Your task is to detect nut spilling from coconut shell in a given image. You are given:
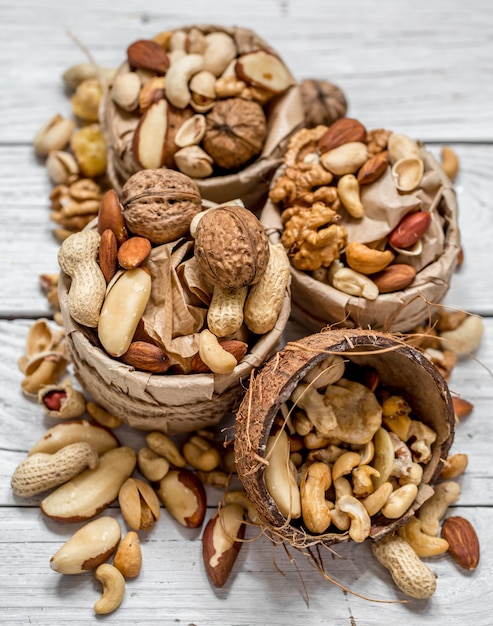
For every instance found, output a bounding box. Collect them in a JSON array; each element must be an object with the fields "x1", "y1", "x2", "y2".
[{"x1": 235, "y1": 329, "x2": 456, "y2": 548}]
